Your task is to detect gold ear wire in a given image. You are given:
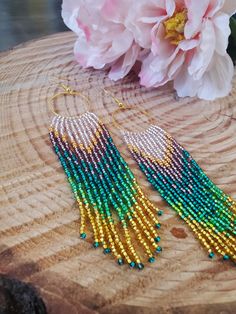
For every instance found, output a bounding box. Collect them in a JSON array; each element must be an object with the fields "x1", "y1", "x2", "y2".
[
  {"x1": 103, "y1": 88, "x2": 126, "y2": 109},
  {"x1": 103, "y1": 88, "x2": 155, "y2": 130},
  {"x1": 48, "y1": 80, "x2": 90, "y2": 118}
]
